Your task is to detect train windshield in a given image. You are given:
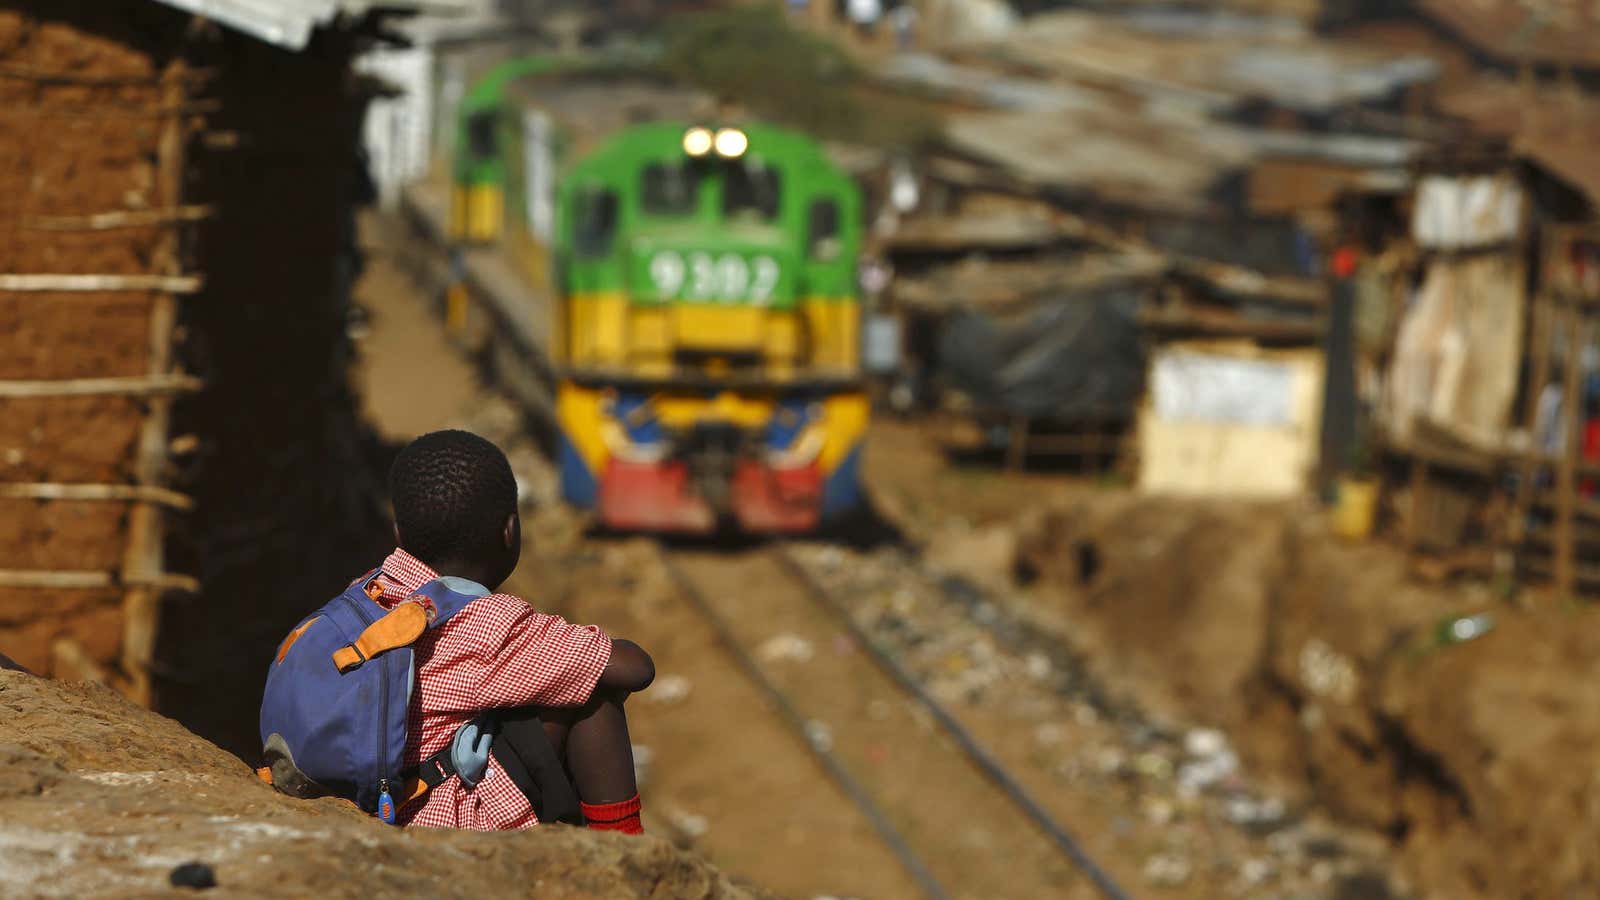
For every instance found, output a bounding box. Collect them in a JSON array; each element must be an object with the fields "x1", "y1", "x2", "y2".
[
  {"x1": 808, "y1": 199, "x2": 841, "y2": 260},
  {"x1": 723, "y1": 163, "x2": 781, "y2": 223},
  {"x1": 641, "y1": 163, "x2": 700, "y2": 217},
  {"x1": 466, "y1": 111, "x2": 497, "y2": 161},
  {"x1": 572, "y1": 188, "x2": 618, "y2": 257}
]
